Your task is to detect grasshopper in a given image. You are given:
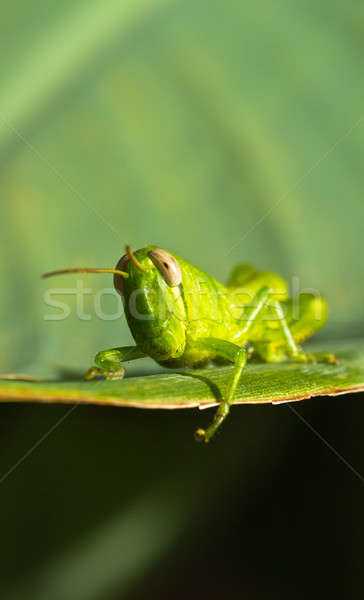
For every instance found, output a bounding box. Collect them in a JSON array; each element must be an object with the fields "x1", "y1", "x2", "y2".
[{"x1": 43, "y1": 245, "x2": 336, "y2": 442}]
